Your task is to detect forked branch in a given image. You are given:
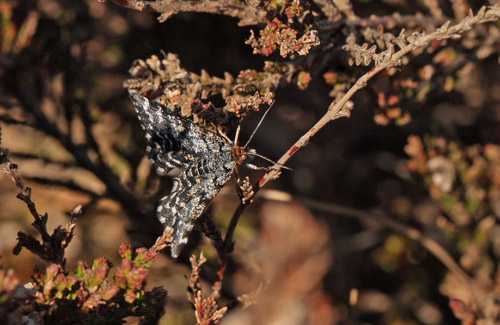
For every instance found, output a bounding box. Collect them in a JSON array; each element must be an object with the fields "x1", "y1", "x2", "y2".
[
  {"x1": 214, "y1": 3, "x2": 500, "y2": 293},
  {"x1": 0, "y1": 139, "x2": 81, "y2": 267},
  {"x1": 109, "y1": 0, "x2": 265, "y2": 26}
]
